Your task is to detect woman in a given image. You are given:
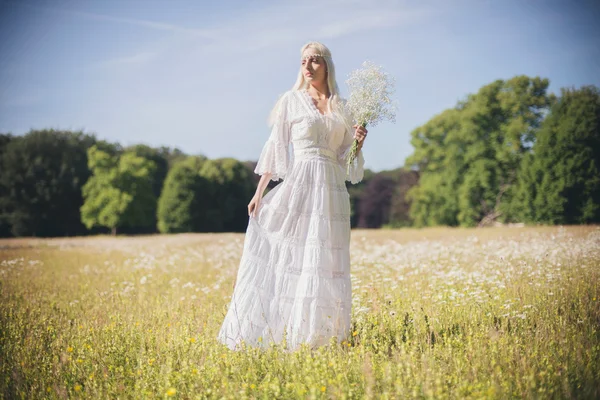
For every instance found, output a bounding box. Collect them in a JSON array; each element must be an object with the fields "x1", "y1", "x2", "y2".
[{"x1": 217, "y1": 41, "x2": 368, "y2": 352}]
